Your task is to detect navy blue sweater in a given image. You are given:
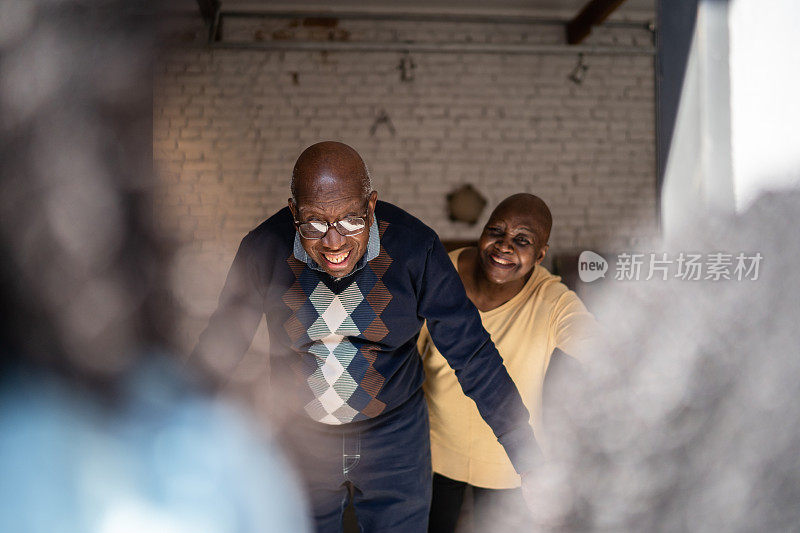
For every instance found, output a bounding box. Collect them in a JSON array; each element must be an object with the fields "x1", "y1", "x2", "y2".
[{"x1": 194, "y1": 201, "x2": 537, "y2": 474}]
